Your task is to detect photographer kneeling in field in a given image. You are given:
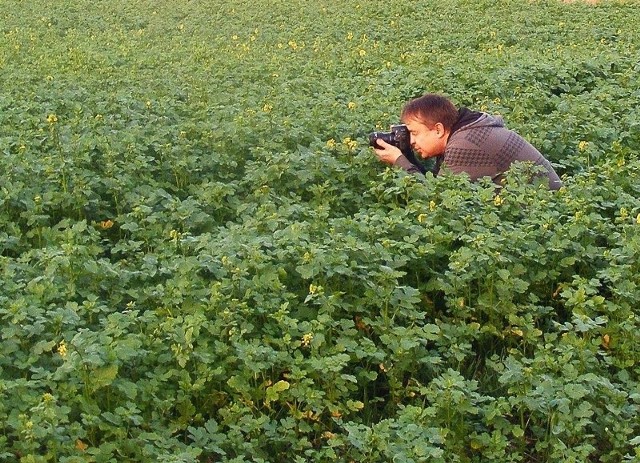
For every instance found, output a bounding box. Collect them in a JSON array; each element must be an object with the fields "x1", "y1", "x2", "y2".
[{"x1": 371, "y1": 93, "x2": 562, "y2": 190}]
